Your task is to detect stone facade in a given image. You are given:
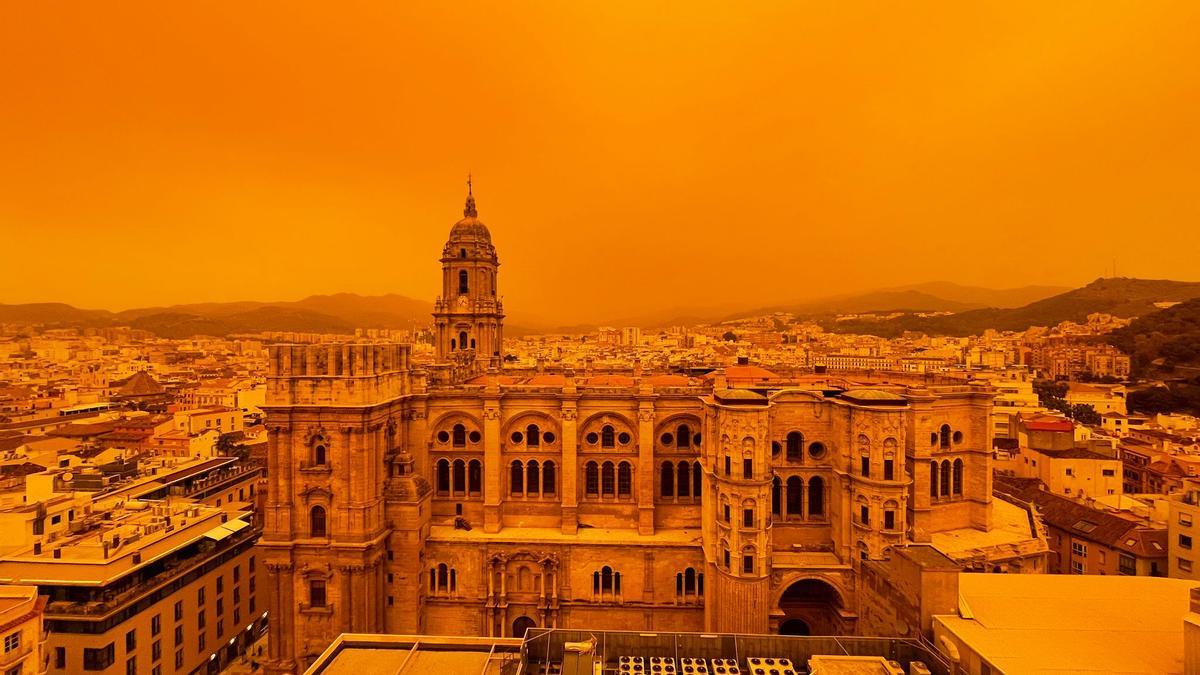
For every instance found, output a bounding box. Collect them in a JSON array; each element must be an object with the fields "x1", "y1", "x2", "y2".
[{"x1": 257, "y1": 192, "x2": 1045, "y2": 673}]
